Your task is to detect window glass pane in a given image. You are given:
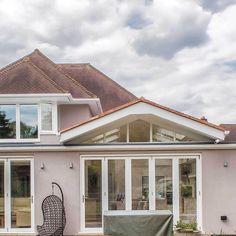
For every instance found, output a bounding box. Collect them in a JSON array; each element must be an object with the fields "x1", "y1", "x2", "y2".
[
  {"x1": 129, "y1": 120, "x2": 150, "y2": 142},
  {"x1": 108, "y1": 160, "x2": 125, "y2": 210},
  {"x1": 0, "y1": 105, "x2": 16, "y2": 139},
  {"x1": 155, "y1": 159, "x2": 173, "y2": 211},
  {"x1": 105, "y1": 126, "x2": 126, "y2": 143},
  {"x1": 83, "y1": 125, "x2": 127, "y2": 144},
  {"x1": 152, "y1": 125, "x2": 174, "y2": 142},
  {"x1": 0, "y1": 161, "x2": 4, "y2": 228},
  {"x1": 132, "y1": 159, "x2": 149, "y2": 210},
  {"x1": 11, "y1": 160, "x2": 31, "y2": 228},
  {"x1": 85, "y1": 160, "x2": 102, "y2": 228},
  {"x1": 20, "y1": 105, "x2": 38, "y2": 139},
  {"x1": 41, "y1": 103, "x2": 53, "y2": 131},
  {"x1": 179, "y1": 159, "x2": 197, "y2": 223}
]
